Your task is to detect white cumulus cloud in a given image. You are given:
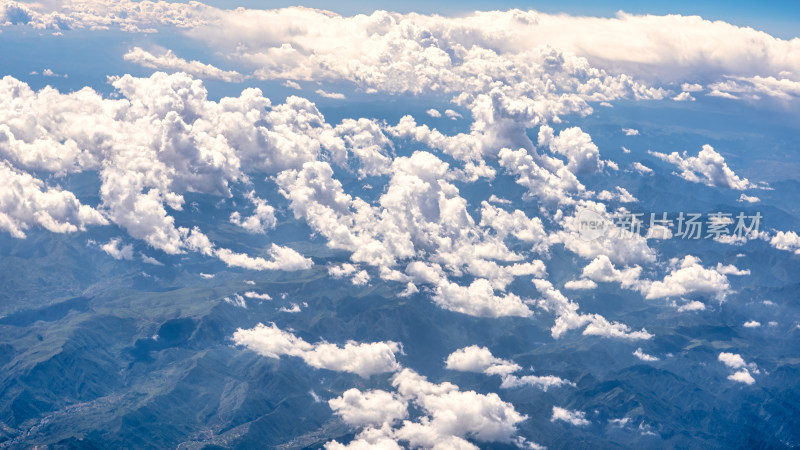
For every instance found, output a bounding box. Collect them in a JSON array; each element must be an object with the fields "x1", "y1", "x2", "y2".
[
  {"x1": 633, "y1": 347, "x2": 659, "y2": 362},
  {"x1": 233, "y1": 322, "x2": 402, "y2": 378},
  {"x1": 123, "y1": 47, "x2": 245, "y2": 82},
  {"x1": 100, "y1": 237, "x2": 134, "y2": 260},
  {"x1": 551, "y1": 406, "x2": 589, "y2": 426},
  {"x1": 649, "y1": 145, "x2": 760, "y2": 190}
]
